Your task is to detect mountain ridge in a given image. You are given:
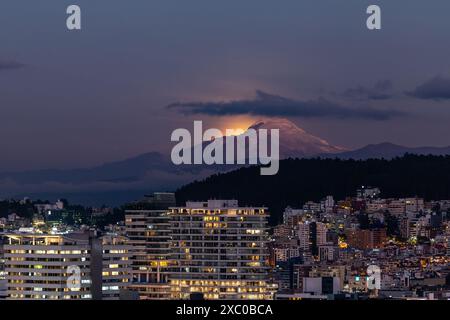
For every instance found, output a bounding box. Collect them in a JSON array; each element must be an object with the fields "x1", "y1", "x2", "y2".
[
  {"x1": 175, "y1": 155, "x2": 450, "y2": 225},
  {"x1": 328, "y1": 142, "x2": 450, "y2": 160},
  {"x1": 1, "y1": 118, "x2": 450, "y2": 205}
]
